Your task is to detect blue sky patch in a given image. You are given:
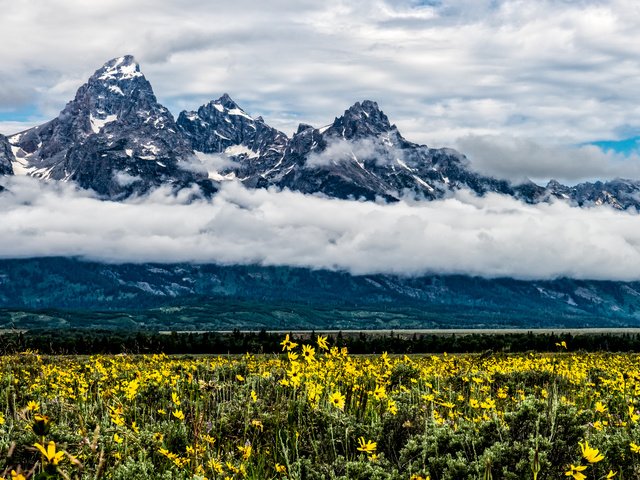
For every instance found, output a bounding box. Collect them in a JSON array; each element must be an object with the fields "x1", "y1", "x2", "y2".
[
  {"x1": 591, "y1": 137, "x2": 640, "y2": 155},
  {"x1": 0, "y1": 105, "x2": 40, "y2": 122}
]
